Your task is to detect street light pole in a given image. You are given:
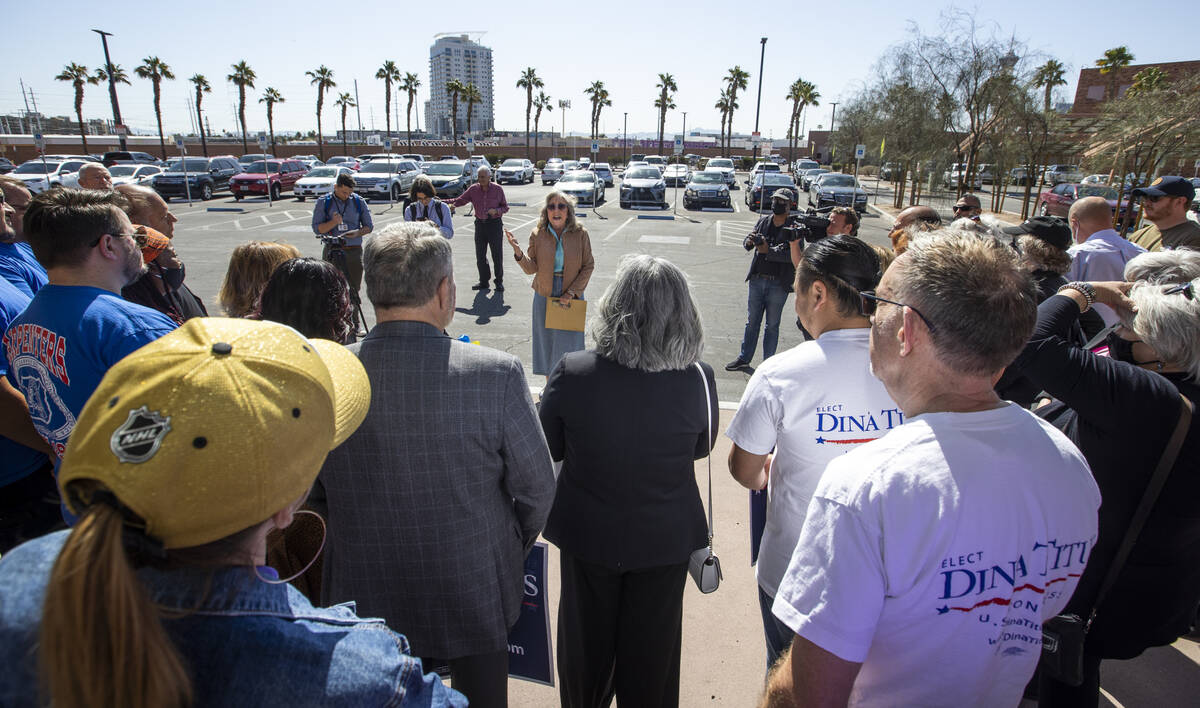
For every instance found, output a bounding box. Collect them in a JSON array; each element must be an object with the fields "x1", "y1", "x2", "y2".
[
  {"x1": 828, "y1": 102, "x2": 838, "y2": 166},
  {"x1": 92, "y1": 29, "x2": 126, "y2": 150},
  {"x1": 623, "y1": 112, "x2": 628, "y2": 165},
  {"x1": 752, "y1": 37, "x2": 767, "y2": 163}
]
